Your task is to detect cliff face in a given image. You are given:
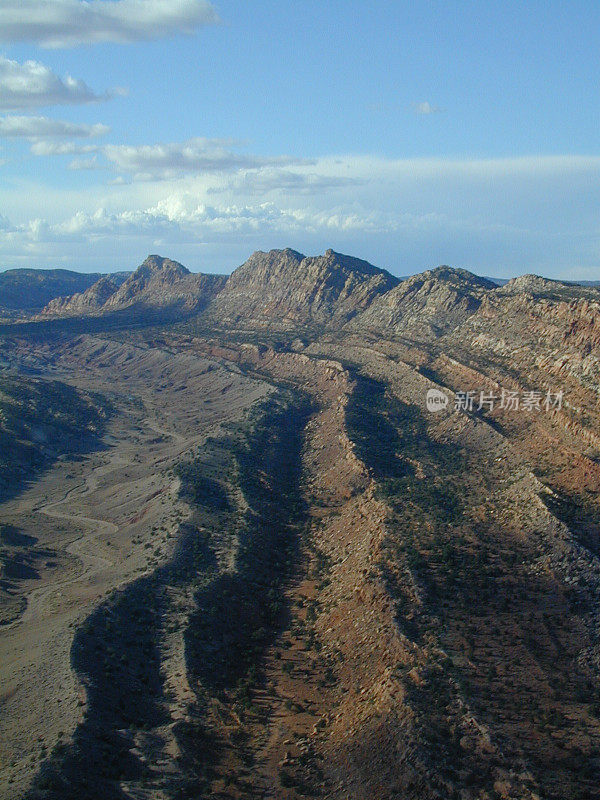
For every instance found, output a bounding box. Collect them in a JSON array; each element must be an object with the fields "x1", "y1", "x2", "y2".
[
  {"x1": 350, "y1": 266, "x2": 496, "y2": 338},
  {"x1": 205, "y1": 248, "x2": 399, "y2": 328}
]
